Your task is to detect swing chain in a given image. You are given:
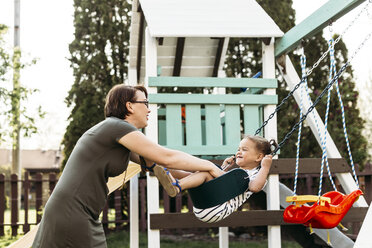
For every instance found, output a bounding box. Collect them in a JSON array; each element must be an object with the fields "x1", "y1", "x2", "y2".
[
  {"x1": 271, "y1": 62, "x2": 349, "y2": 156},
  {"x1": 348, "y1": 31, "x2": 372, "y2": 62},
  {"x1": 306, "y1": 1, "x2": 370, "y2": 76},
  {"x1": 254, "y1": 78, "x2": 306, "y2": 135},
  {"x1": 255, "y1": 1, "x2": 371, "y2": 138}
]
